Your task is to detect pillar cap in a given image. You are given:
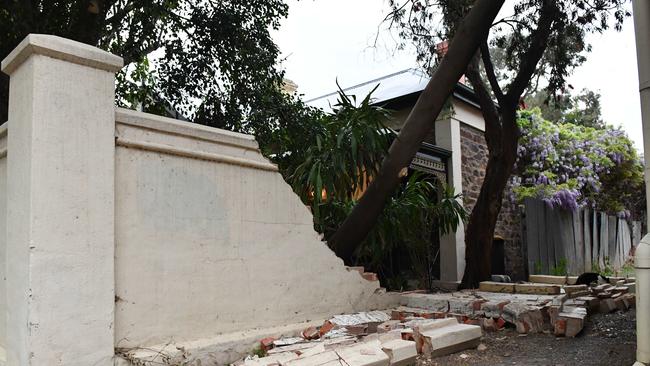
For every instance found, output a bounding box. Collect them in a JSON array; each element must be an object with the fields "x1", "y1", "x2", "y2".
[{"x1": 1, "y1": 34, "x2": 124, "y2": 75}]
